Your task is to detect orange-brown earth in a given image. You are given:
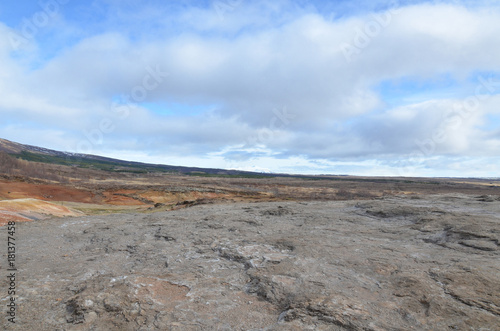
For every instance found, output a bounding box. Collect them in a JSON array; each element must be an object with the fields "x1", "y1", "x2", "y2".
[
  {"x1": 0, "y1": 179, "x2": 96, "y2": 202},
  {"x1": 1, "y1": 174, "x2": 499, "y2": 226},
  {"x1": 0, "y1": 199, "x2": 84, "y2": 226},
  {"x1": 0, "y1": 177, "x2": 270, "y2": 223}
]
